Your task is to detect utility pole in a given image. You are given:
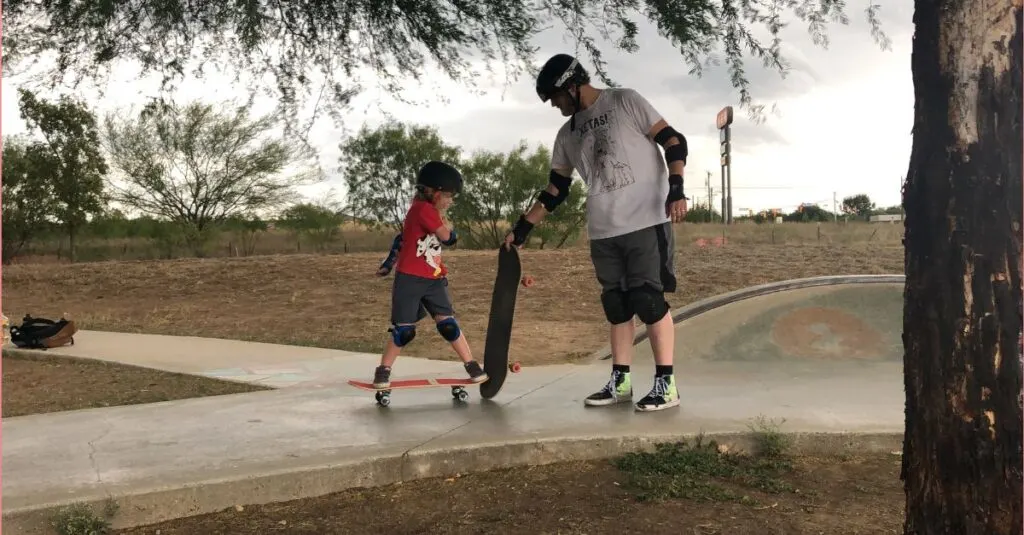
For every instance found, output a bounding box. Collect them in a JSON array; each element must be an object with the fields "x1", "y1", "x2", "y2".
[
  {"x1": 709, "y1": 187, "x2": 715, "y2": 222},
  {"x1": 833, "y1": 191, "x2": 838, "y2": 223},
  {"x1": 706, "y1": 171, "x2": 713, "y2": 222}
]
